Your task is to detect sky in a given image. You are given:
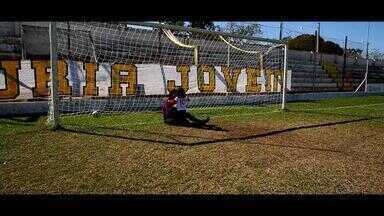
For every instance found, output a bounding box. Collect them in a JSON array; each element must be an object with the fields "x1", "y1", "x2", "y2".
[{"x1": 215, "y1": 22, "x2": 384, "y2": 53}]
